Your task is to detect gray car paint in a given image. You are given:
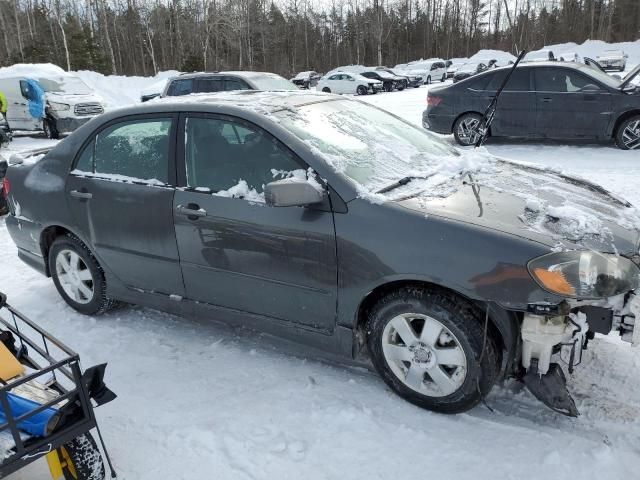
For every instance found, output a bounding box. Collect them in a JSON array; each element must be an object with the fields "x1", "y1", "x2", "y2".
[
  {"x1": 424, "y1": 61, "x2": 640, "y2": 141},
  {"x1": 4, "y1": 92, "x2": 639, "y2": 373}
]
